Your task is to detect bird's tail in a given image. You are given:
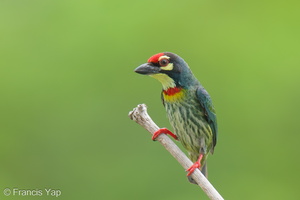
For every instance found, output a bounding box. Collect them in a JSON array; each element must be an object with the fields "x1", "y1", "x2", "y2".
[{"x1": 201, "y1": 163, "x2": 208, "y2": 178}]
